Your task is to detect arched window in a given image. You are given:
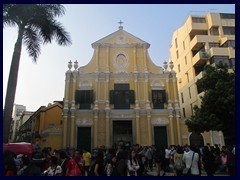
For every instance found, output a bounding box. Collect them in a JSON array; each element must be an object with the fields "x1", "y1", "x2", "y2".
[{"x1": 189, "y1": 132, "x2": 204, "y2": 147}]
